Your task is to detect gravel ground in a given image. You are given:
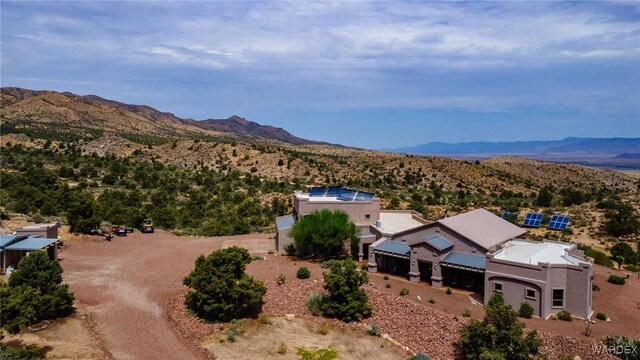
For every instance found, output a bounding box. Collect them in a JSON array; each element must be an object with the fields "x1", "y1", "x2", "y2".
[{"x1": 61, "y1": 230, "x2": 274, "y2": 360}]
